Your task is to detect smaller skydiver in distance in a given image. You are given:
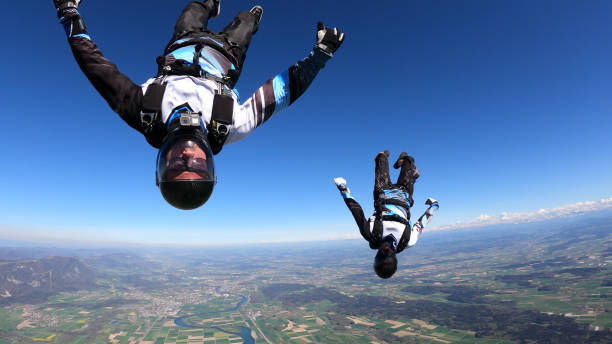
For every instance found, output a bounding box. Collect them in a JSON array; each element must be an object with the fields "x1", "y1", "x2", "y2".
[
  {"x1": 334, "y1": 151, "x2": 439, "y2": 279},
  {"x1": 52, "y1": 0, "x2": 344, "y2": 210}
]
